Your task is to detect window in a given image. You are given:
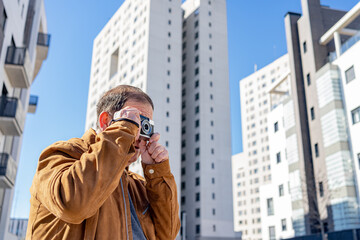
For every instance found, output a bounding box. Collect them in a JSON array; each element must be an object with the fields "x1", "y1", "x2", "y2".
[
  {"x1": 182, "y1": 31, "x2": 186, "y2": 39},
  {"x1": 195, "y1": 192, "x2": 200, "y2": 201},
  {"x1": 195, "y1": 32, "x2": 199, "y2": 39},
  {"x1": 195, "y1": 93, "x2": 199, "y2": 100},
  {"x1": 195, "y1": 80, "x2": 199, "y2": 88},
  {"x1": 212, "y1": 178, "x2": 215, "y2": 184},
  {"x1": 195, "y1": 148, "x2": 200, "y2": 156},
  {"x1": 307, "y1": 73, "x2": 311, "y2": 86},
  {"x1": 166, "y1": 126, "x2": 169, "y2": 132},
  {"x1": 209, "y1": 57, "x2": 212, "y2": 62},
  {"x1": 181, "y1": 140, "x2": 186, "y2": 148},
  {"x1": 168, "y1": 8, "x2": 172, "y2": 13},
  {"x1": 210, "y1": 81, "x2": 213, "y2": 87},
  {"x1": 181, "y1": 196, "x2": 186, "y2": 205},
  {"x1": 181, "y1": 167, "x2": 186, "y2": 175},
  {"x1": 182, "y1": 114, "x2": 186, "y2": 121},
  {"x1": 182, "y1": 126, "x2": 186, "y2": 135},
  {"x1": 281, "y1": 219, "x2": 287, "y2": 231},
  {"x1": 167, "y1": 83, "x2": 170, "y2": 89},
  {"x1": 279, "y1": 184, "x2": 284, "y2": 197},
  {"x1": 195, "y1": 68, "x2": 199, "y2": 75},
  {"x1": 213, "y1": 225, "x2": 216, "y2": 232},
  {"x1": 168, "y1": 20, "x2": 171, "y2": 25},
  {"x1": 182, "y1": 42, "x2": 186, "y2": 50},
  {"x1": 166, "y1": 97, "x2": 170, "y2": 103},
  {"x1": 181, "y1": 153, "x2": 186, "y2": 161},
  {"x1": 212, "y1": 208, "x2": 216, "y2": 215},
  {"x1": 195, "y1": 162, "x2": 200, "y2": 170},
  {"x1": 168, "y1": 32, "x2": 171, "y2": 37},
  {"x1": 182, "y1": 77, "x2": 186, "y2": 84},
  {"x1": 315, "y1": 143, "x2": 319, "y2": 157},
  {"x1": 211, "y1": 163, "x2": 215, "y2": 169},
  {"x1": 195, "y1": 106, "x2": 200, "y2": 114},
  {"x1": 195, "y1": 133, "x2": 200, "y2": 142},
  {"x1": 351, "y1": 107, "x2": 360, "y2": 124},
  {"x1": 196, "y1": 208, "x2": 200, "y2": 217},
  {"x1": 276, "y1": 152, "x2": 281, "y2": 163},
  {"x1": 195, "y1": 43, "x2": 199, "y2": 51},
  {"x1": 310, "y1": 107, "x2": 315, "y2": 120},
  {"x1": 345, "y1": 65, "x2": 356, "y2": 83},
  {"x1": 167, "y1": 44, "x2": 171, "y2": 50},
  {"x1": 274, "y1": 122, "x2": 279, "y2": 132},
  {"x1": 267, "y1": 198, "x2": 274, "y2": 216},
  {"x1": 195, "y1": 119, "x2": 199, "y2": 128},
  {"x1": 212, "y1": 193, "x2": 215, "y2": 199},
  {"x1": 182, "y1": 101, "x2": 186, "y2": 109},
  {"x1": 195, "y1": 177, "x2": 200, "y2": 186},
  {"x1": 182, "y1": 65, "x2": 186, "y2": 73},
  {"x1": 319, "y1": 182, "x2": 324, "y2": 197},
  {"x1": 303, "y1": 41, "x2": 307, "y2": 53},
  {"x1": 181, "y1": 182, "x2": 186, "y2": 190},
  {"x1": 195, "y1": 20, "x2": 199, "y2": 28},
  {"x1": 211, "y1": 148, "x2": 214, "y2": 154},
  {"x1": 209, "y1": 69, "x2": 213, "y2": 75},
  {"x1": 211, "y1": 134, "x2": 214, "y2": 140},
  {"x1": 210, "y1": 94, "x2": 213, "y2": 100},
  {"x1": 195, "y1": 55, "x2": 199, "y2": 63},
  {"x1": 269, "y1": 226, "x2": 276, "y2": 240},
  {"x1": 168, "y1": 57, "x2": 171, "y2": 63}
]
